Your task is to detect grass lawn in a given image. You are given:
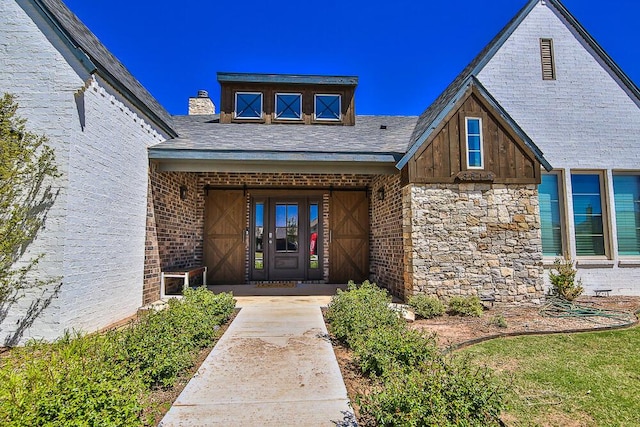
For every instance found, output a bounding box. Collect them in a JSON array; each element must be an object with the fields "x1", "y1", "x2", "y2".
[{"x1": 463, "y1": 326, "x2": 640, "y2": 426}]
